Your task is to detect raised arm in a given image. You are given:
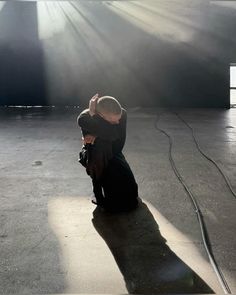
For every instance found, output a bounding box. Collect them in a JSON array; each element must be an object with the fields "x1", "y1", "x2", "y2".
[{"x1": 77, "y1": 109, "x2": 120, "y2": 141}]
